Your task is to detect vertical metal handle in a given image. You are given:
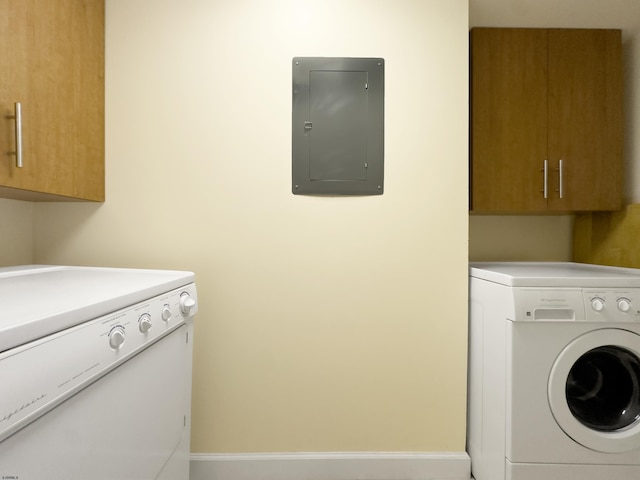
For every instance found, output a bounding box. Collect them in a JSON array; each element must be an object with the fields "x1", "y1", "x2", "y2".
[
  {"x1": 557, "y1": 159, "x2": 563, "y2": 199},
  {"x1": 542, "y1": 159, "x2": 548, "y2": 199},
  {"x1": 6, "y1": 102, "x2": 23, "y2": 168}
]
